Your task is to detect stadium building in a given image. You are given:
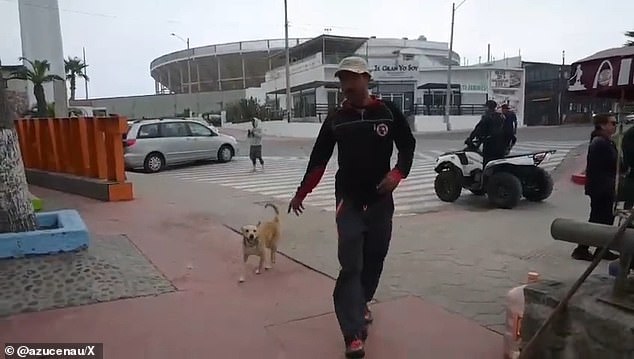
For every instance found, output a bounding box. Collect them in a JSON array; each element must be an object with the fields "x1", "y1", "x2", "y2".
[{"x1": 72, "y1": 34, "x2": 525, "y2": 130}]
